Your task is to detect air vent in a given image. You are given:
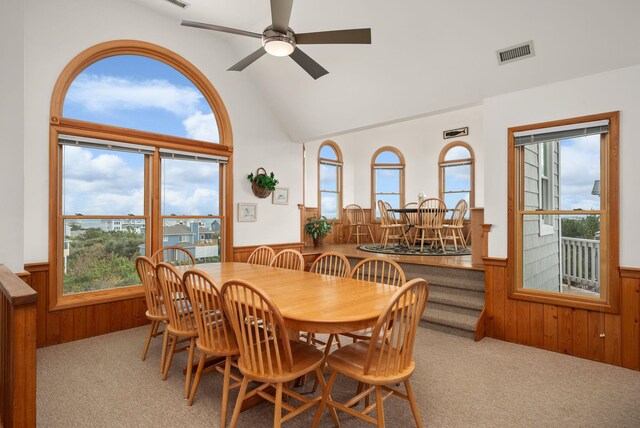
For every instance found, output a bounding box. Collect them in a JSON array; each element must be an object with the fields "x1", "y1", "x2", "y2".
[
  {"x1": 164, "y1": 0, "x2": 190, "y2": 9},
  {"x1": 496, "y1": 41, "x2": 535, "y2": 65}
]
